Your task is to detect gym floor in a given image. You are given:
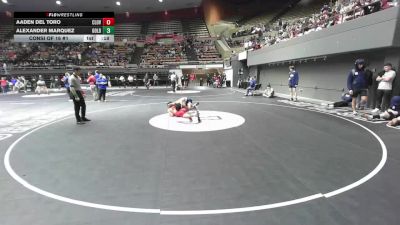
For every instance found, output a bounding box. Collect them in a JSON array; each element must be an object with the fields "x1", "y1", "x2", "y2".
[{"x1": 0, "y1": 87, "x2": 399, "y2": 225}]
